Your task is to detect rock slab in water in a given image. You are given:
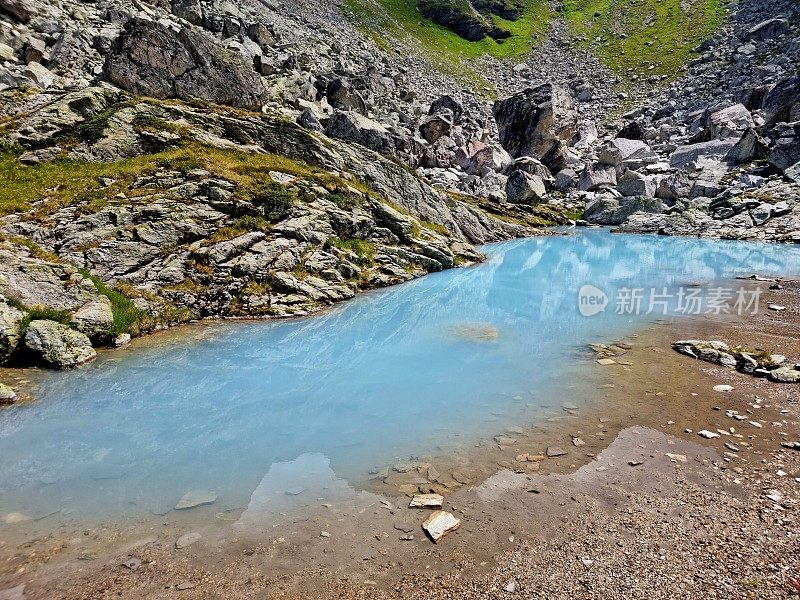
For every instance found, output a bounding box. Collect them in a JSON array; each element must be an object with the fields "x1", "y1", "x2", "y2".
[
  {"x1": 175, "y1": 490, "x2": 217, "y2": 510},
  {"x1": 23, "y1": 320, "x2": 96, "y2": 368},
  {"x1": 409, "y1": 493, "x2": 444, "y2": 509},
  {"x1": 175, "y1": 532, "x2": 202, "y2": 549},
  {"x1": 422, "y1": 510, "x2": 460, "y2": 544}
]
